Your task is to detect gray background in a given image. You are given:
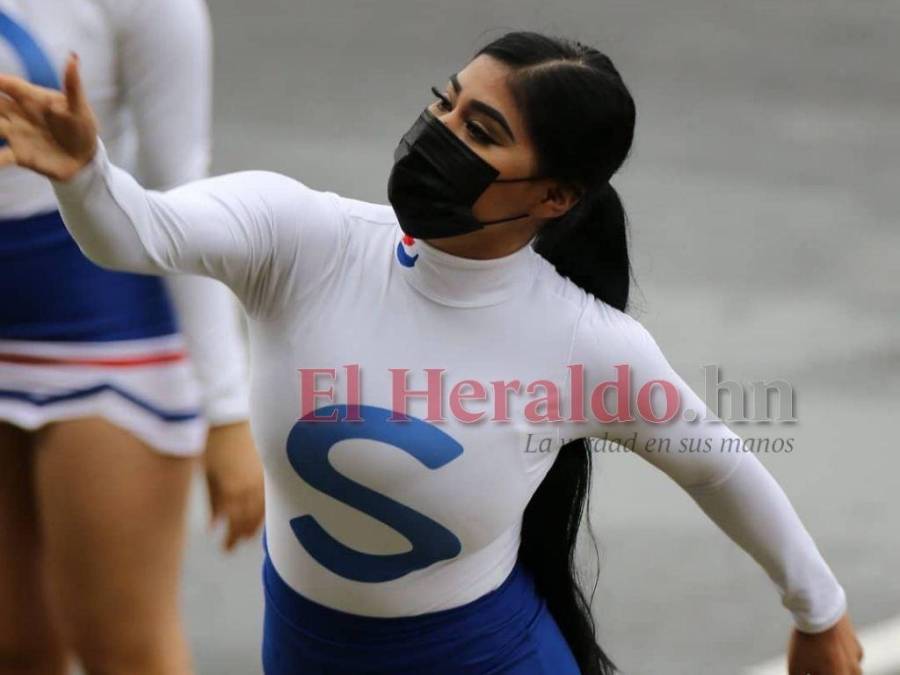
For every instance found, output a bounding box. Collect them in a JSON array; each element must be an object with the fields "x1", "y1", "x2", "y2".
[{"x1": 179, "y1": 1, "x2": 900, "y2": 673}]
